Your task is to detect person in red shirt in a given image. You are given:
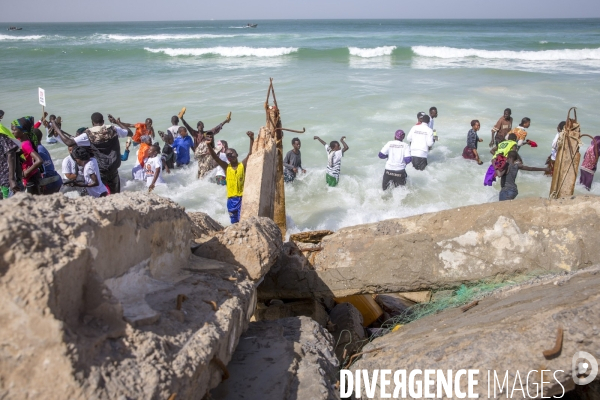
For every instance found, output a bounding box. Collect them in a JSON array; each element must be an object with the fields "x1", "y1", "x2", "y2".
[{"x1": 11, "y1": 117, "x2": 43, "y2": 194}]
